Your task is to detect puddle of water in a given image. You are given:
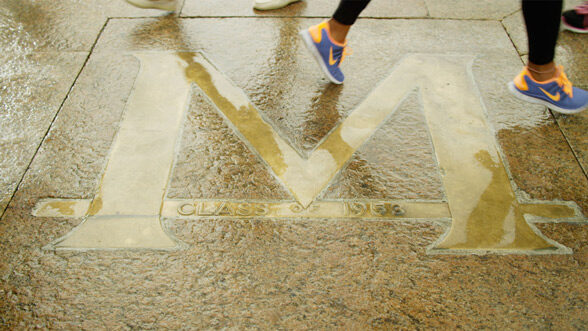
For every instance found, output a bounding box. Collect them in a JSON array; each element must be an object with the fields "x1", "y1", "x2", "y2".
[{"x1": 437, "y1": 149, "x2": 573, "y2": 250}]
